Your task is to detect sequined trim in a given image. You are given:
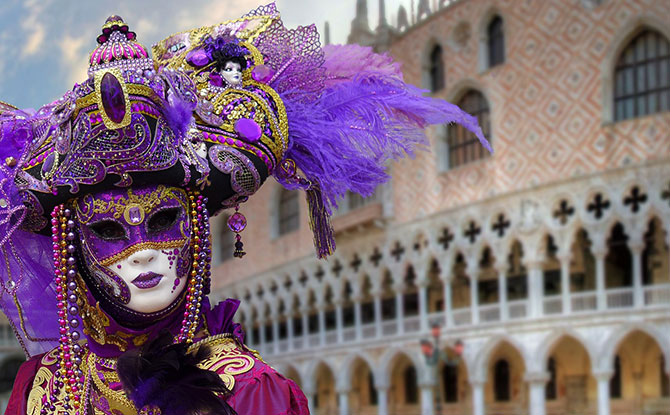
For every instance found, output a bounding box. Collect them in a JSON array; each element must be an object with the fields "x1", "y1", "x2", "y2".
[{"x1": 98, "y1": 239, "x2": 187, "y2": 267}]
